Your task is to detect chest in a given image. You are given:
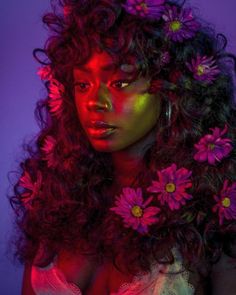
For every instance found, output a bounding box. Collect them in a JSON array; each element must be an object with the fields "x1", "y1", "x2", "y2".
[
  {"x1": 84, "y1": 262, "x2": 207, "y2": 295},
  {"x1": 85, "y1": 262, "x2": 134, "y2": 295}
]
